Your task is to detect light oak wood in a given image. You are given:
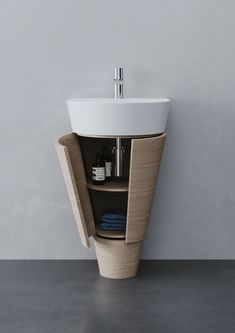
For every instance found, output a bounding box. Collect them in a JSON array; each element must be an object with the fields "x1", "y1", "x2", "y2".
[
  {"x1": 96, "y1": 229, "x2": 125, "y2": 239},
  {"x1": 126, "y1": 134, "x2": 166, "y2": 243},
  {"x1": 94, "y1": 236, "x2": 142, "y2": 278},
  {"x1": 55, "y1": 133, "x2": 95, "y2": 248},
  {"x1": 87, "y1": 178, "x2": 128, "y2": 192}
]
